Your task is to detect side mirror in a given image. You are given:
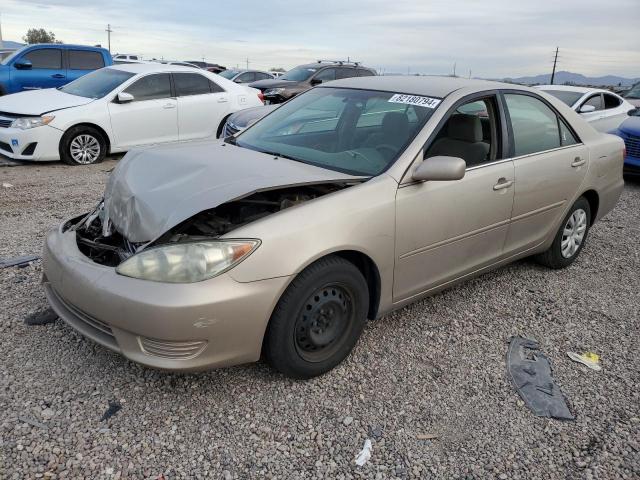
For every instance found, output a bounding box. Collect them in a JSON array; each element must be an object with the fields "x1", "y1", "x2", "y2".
[
  {"x1": 14, "y1": 58, "x2": 33, "y2": 70},
  {"x1": 412, "y1": 156, "x2": 466, "y2": 182},
  {"x1": 310, "y1": 78, "x2": 322, "y2": 86},
  {"x1": 579, "y1": 104, "x2": 596, "y2": 113},
  {"x1": 628, "y1": 108, "x2": 639, "y2": 117},
  {"x1": 116, "y1": 92, "x2": 134, "y2": 103}
]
